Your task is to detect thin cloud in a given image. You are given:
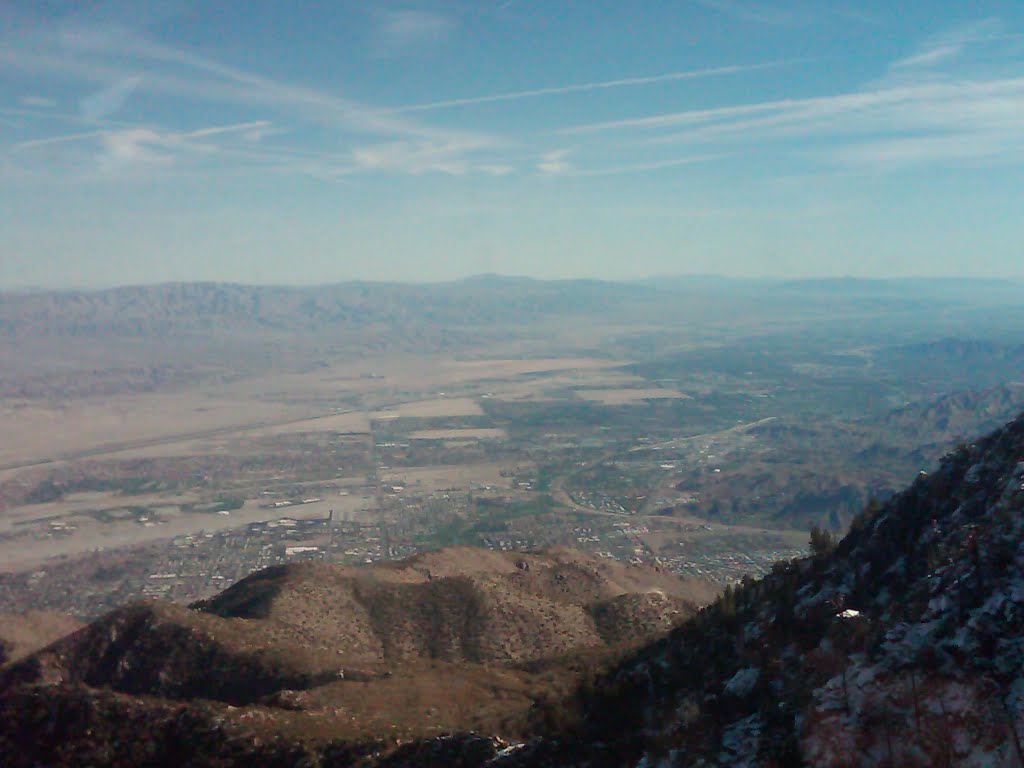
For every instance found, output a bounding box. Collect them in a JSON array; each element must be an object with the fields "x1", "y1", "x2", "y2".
[
  {"x1": 14, "y1": 130, "x2": 108, "y2": 150},
  {"x1": 21, "y1": 95, "x2": 57, "y2": 108},
  {"x1": 15, "y1": 121, "x2": 272, "y2": 152},
  {"x1": 12, "y1": 120, "x2": 299, "y2": 180},
  {"x1": 537, "y1": 149, "x2": 570, "y2": 176},
  {"x1": 691, "y1": 0, "x2": 808, "y2": 27},
  {"x1": 97, "y1": 127, "x2": 173, "y2": 172},
  {"x1": 1, "y1": 22, "x2": 483, "y2": 142},
  {"x1": 348, "y1": 136, "x2": 499, "y2": 176},
  {"x1": 558, "y1": 74, "x2": 1024, "y2": 173},
  {"x1": 831, "y1": 132, "x2": 1024, "y2": 170},
  {"x1": 184, "y1": 120, "x2": 272, "y2": 139},
  {"x1": 0, "y1": 18, "x2": 511, "y2": 178},
  {"x1": 564, "y1": 78, "x2": 1024, "y2": 138},
  {"x1": 893, "y1": 44, "x2": 962, "y2": 71},
  {"x1": 392, "y1": 62, "x2": 783, "y2": 113},
  {"x1": 561, "y1": 100, "x2": 782, "y2": 135},
  {"x1": 479, "y1": 164, "x2": 514, "y2": 176},
  {"x1": 80, "y1": 75, "x2": 141, "y2": 121},
  {"x1": 572, "y1": 154, "x2": 724, "y2": 177},
  {"x1": 890, "y1": 18, "x2": 1006, "y2": 71},
  {"x1": 654, "y1": 80, "x2": 1024, "y2": 158},
  {"x1": 370, "y1": 10, "x2": 455, "y2": 58}
]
